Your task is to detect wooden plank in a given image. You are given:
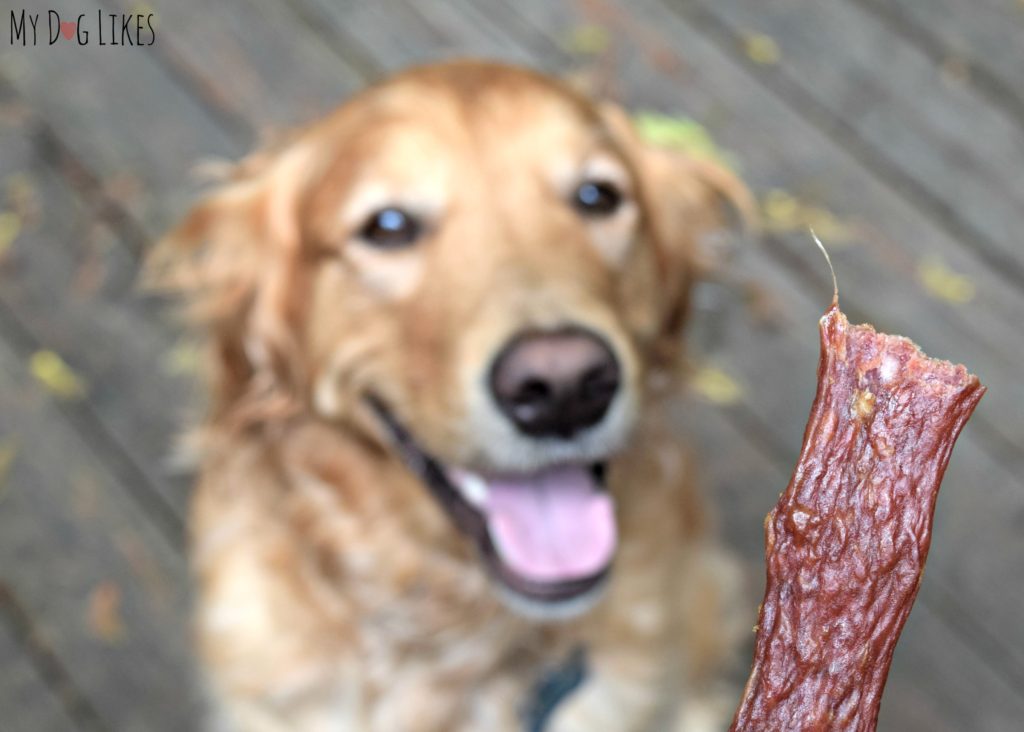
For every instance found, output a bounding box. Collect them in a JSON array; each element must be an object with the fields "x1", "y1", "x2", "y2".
[
  {"x1": 0, "y1": 95, "x2": 191, "y2": 524},
  {"x1": 853, "y1": 0, "x2": 1024, "y2": 126},
  {"x1": 0, "y1": 334, "x2": 200, "y2": 731},
  {"x1": 0, "y1": 615, "x2": 82, "y2": 732},
  {"x1": 0, "y1": 0, "x2": 370, "y2": 522},
  {"x1": 689, "y1": 0, "x2": 1024, "y2": 318},
  {"x1": 682, "y1": 348, "x2": 1024, "y2": 732},
  {"x1": 6, "y1": 0, "x2": 1015, "y2": 720},
  {"x1": 1, "y1": 0, "x2": 367, "y2": 237},
  {"x1": 881, "y1": 599, "x2": 1024, "y2": 732},
  {"x1": 0, "y1": 0, "x2": 377, "y2": 522},
  {"x1": 678, "y1": 401, "x2": 1024, "y2": 732},
  {"x1": 652, "y1": 0, "x2": 1024, "y2": 457},
  {"x1": 506, "y1": 0, "x2": 1024, "y2": 466},
  {"x1": 103, "y1": 0, "x2": 367, "y2": 135},
  {"x1": 674, "y1": 400, "x2": 780, "y2": 563},
  {"x1": 370, "y1": 0, "x2": 1024, "y2": 716},
  {"x1": 1, "y1": 0, "x2": 243, "y2": 235},
  {"x1": 415, "y1": 0, "x2": 1024, "y2": 563},
  {"x1": 705, "y1": 211, "x2": 1024, "y2": 692},
  {"x1": 290, "y1": 0, "x2": 542, "y2": 71},
  {"x1": 429, "y1": 0, "x2": 1024, "y2": 342},
  {"x1": 469, "y1": 0, "x2": 1024, "y2": 457}
]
